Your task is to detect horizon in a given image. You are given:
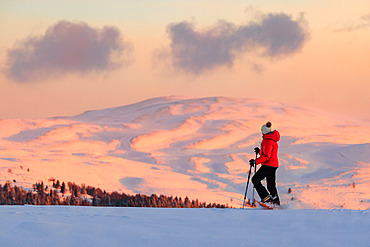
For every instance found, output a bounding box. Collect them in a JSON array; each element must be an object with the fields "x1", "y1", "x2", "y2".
[
  {"x1": 1, "y1": 95, "x2": 369, "y2": 123},
  {"x1": 0, "y1": 0, "x2": 369, "y2": 121},
  {"x1": 54, "y1": 95, "x2": 367, "y2": 123}
]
